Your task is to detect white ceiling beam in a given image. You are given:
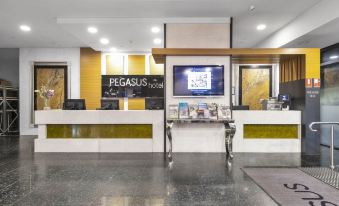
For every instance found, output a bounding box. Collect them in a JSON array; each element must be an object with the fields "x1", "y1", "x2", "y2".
[
  {"x1": 57, "y1": 17, "x2": 231, "y2": 24},
  {"x1": 255, "y1": 0, "x2": 339, "y2": 48}
]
